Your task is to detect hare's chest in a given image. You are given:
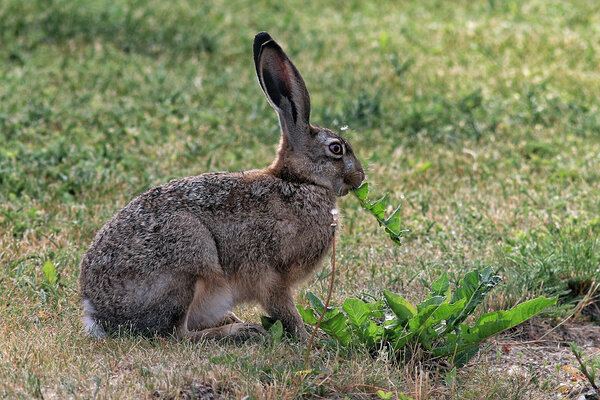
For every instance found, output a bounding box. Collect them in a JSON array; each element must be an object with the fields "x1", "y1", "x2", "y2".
[
  {"x1": 275, "y1": 213, "x2": 334, "y2": 250},
  {"x1": 273, "y1": 203, "x2": 336, "y2": 278}
]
